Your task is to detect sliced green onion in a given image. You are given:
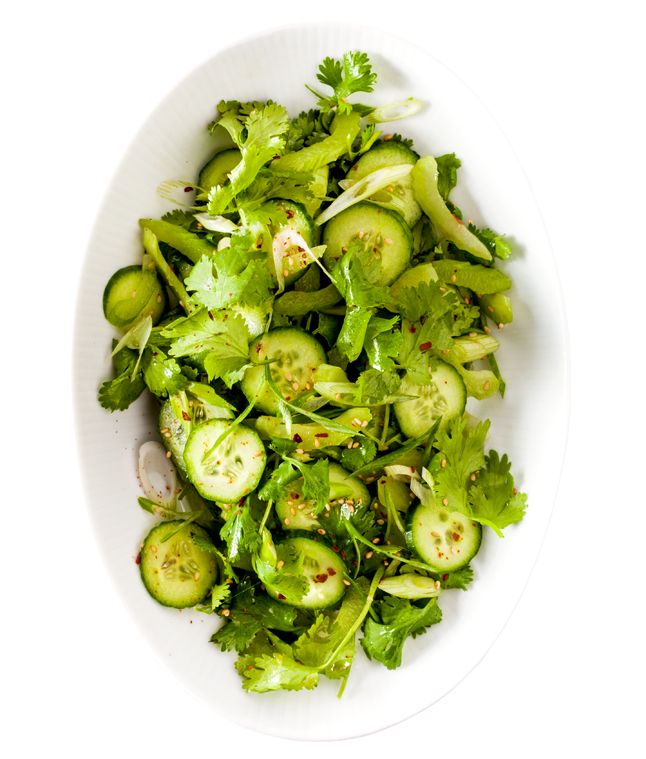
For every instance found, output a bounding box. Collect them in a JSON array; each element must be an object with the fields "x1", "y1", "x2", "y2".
[
  {"x1": 368, "y1": 97, "x2": 424, "y2": 123},
  {"x1": 379, "y1": 574, "x2": 442, "y2": 599},
  {"x1": 194, "y1": 213, "x2": 239, "y2": 233},
  {"x1": 315, "y1": 163, "x2": 414, "y2": 226}
]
